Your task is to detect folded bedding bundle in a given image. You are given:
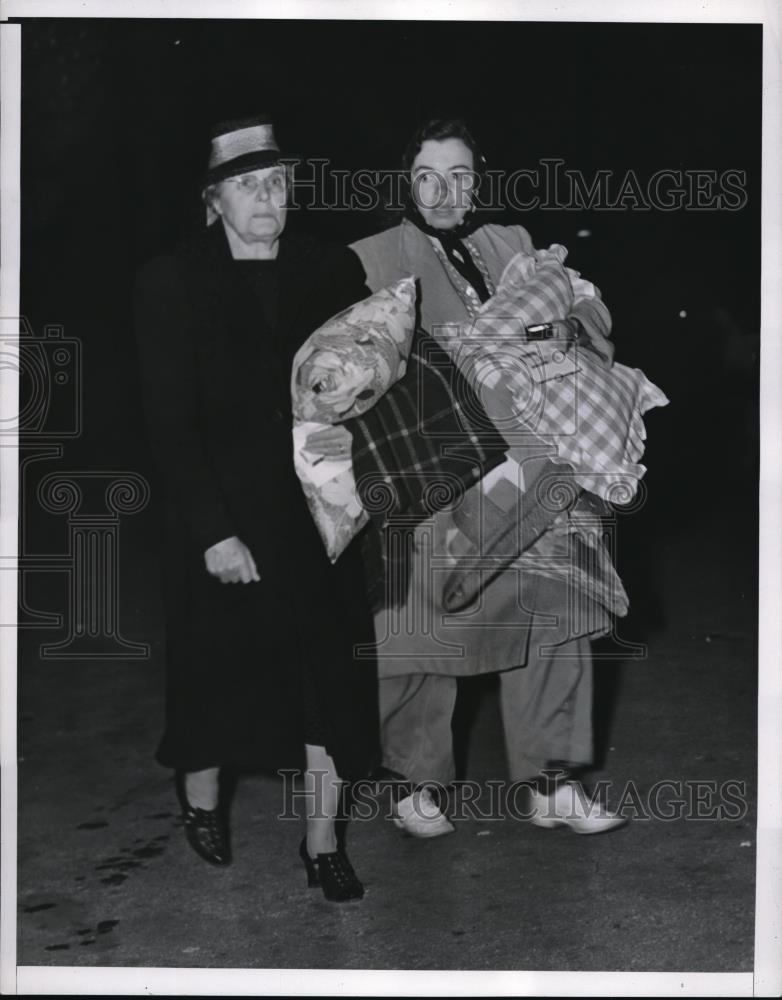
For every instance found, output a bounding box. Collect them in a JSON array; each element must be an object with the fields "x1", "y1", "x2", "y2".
[
  {"x1": 347, "y1": 330, "x2": 509, "y2": 530},
  {"x1": 448, "y1": 245, "x2": 670, "y2": 504},
  {"x1": 291, "y1": 280, "x2": 510, "y2": 563},
  {"x1": 291, "y1": 245, "x2": 668, "y2": 623},
  {"x1": 432, "y1": 245, "x2": 669, "y2": 612}
]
